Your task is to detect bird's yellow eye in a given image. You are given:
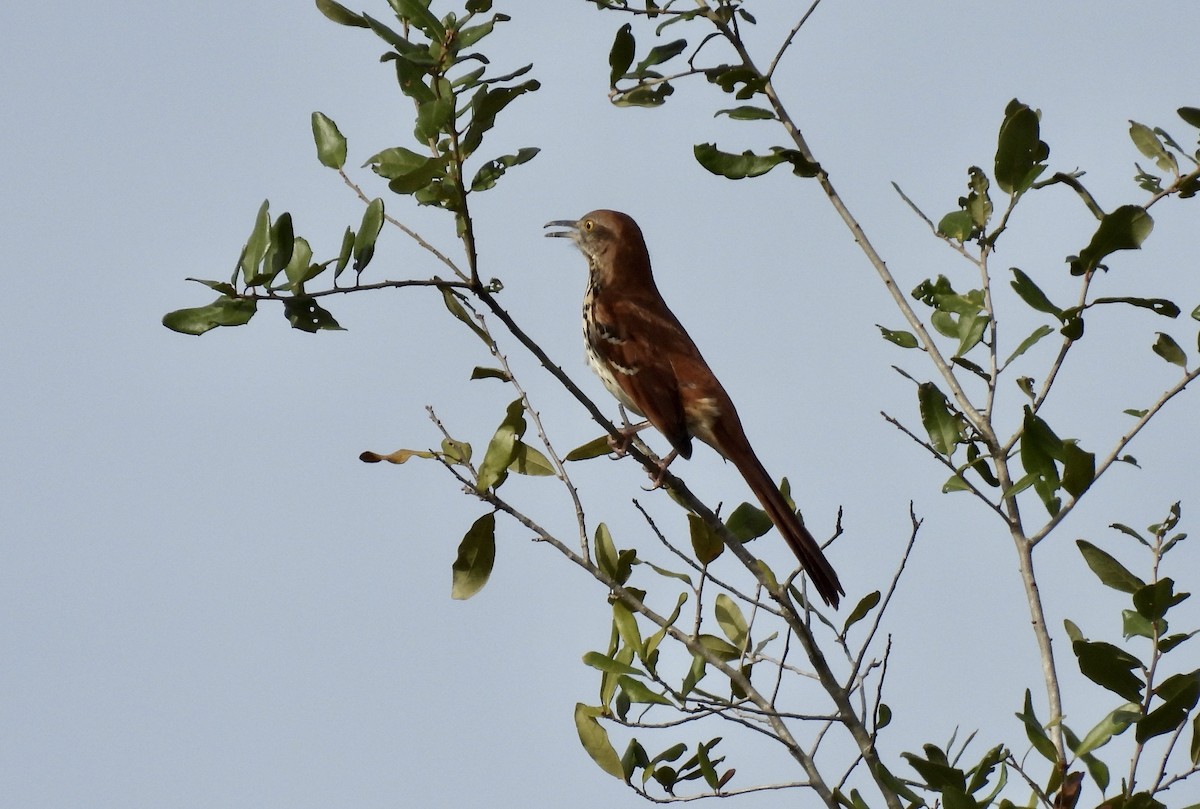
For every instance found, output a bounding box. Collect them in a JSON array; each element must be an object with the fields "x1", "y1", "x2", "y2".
[{"x1": 583, "y1": 219, "x2": 594, "y2": 231}]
